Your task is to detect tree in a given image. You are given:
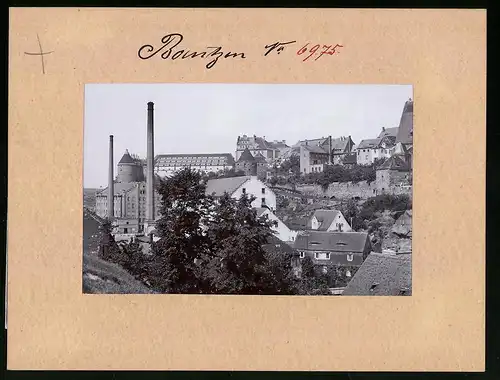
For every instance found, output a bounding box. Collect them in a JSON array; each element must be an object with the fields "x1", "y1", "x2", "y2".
[
  {"x1": 280, "y1": 155, "x2": 300, "y2": 176},
  {"x1": 97, "y1": 218, "x2": 120, "y2": 263},
  {"x1": 294, "y1": 257, "x2": 331, "y2": 295},
  {"x1": 339, "y1": 199, "x2": 363, "y2": 231},
  {"x1": 269, "y1": 176, "x2": 278, "y2": 187},
  {"x1": 148, "y1": 168, "x2": 214, "y2": 293},
  {"x1": 204, "y1": 193, "x2": 295, "y2": 295}
]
